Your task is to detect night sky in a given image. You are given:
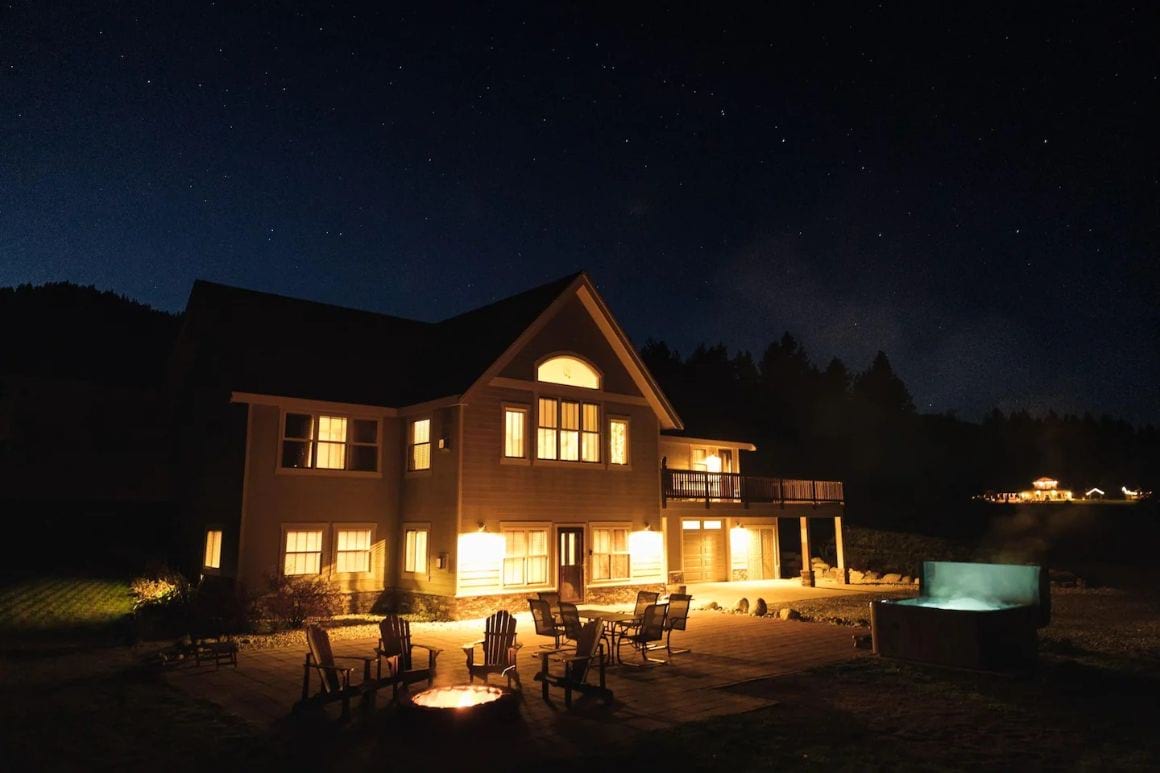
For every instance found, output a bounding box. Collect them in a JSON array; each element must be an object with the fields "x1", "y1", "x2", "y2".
[{"x1": 2, "y1": 3, "x2": 1157, "y2": 422}]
